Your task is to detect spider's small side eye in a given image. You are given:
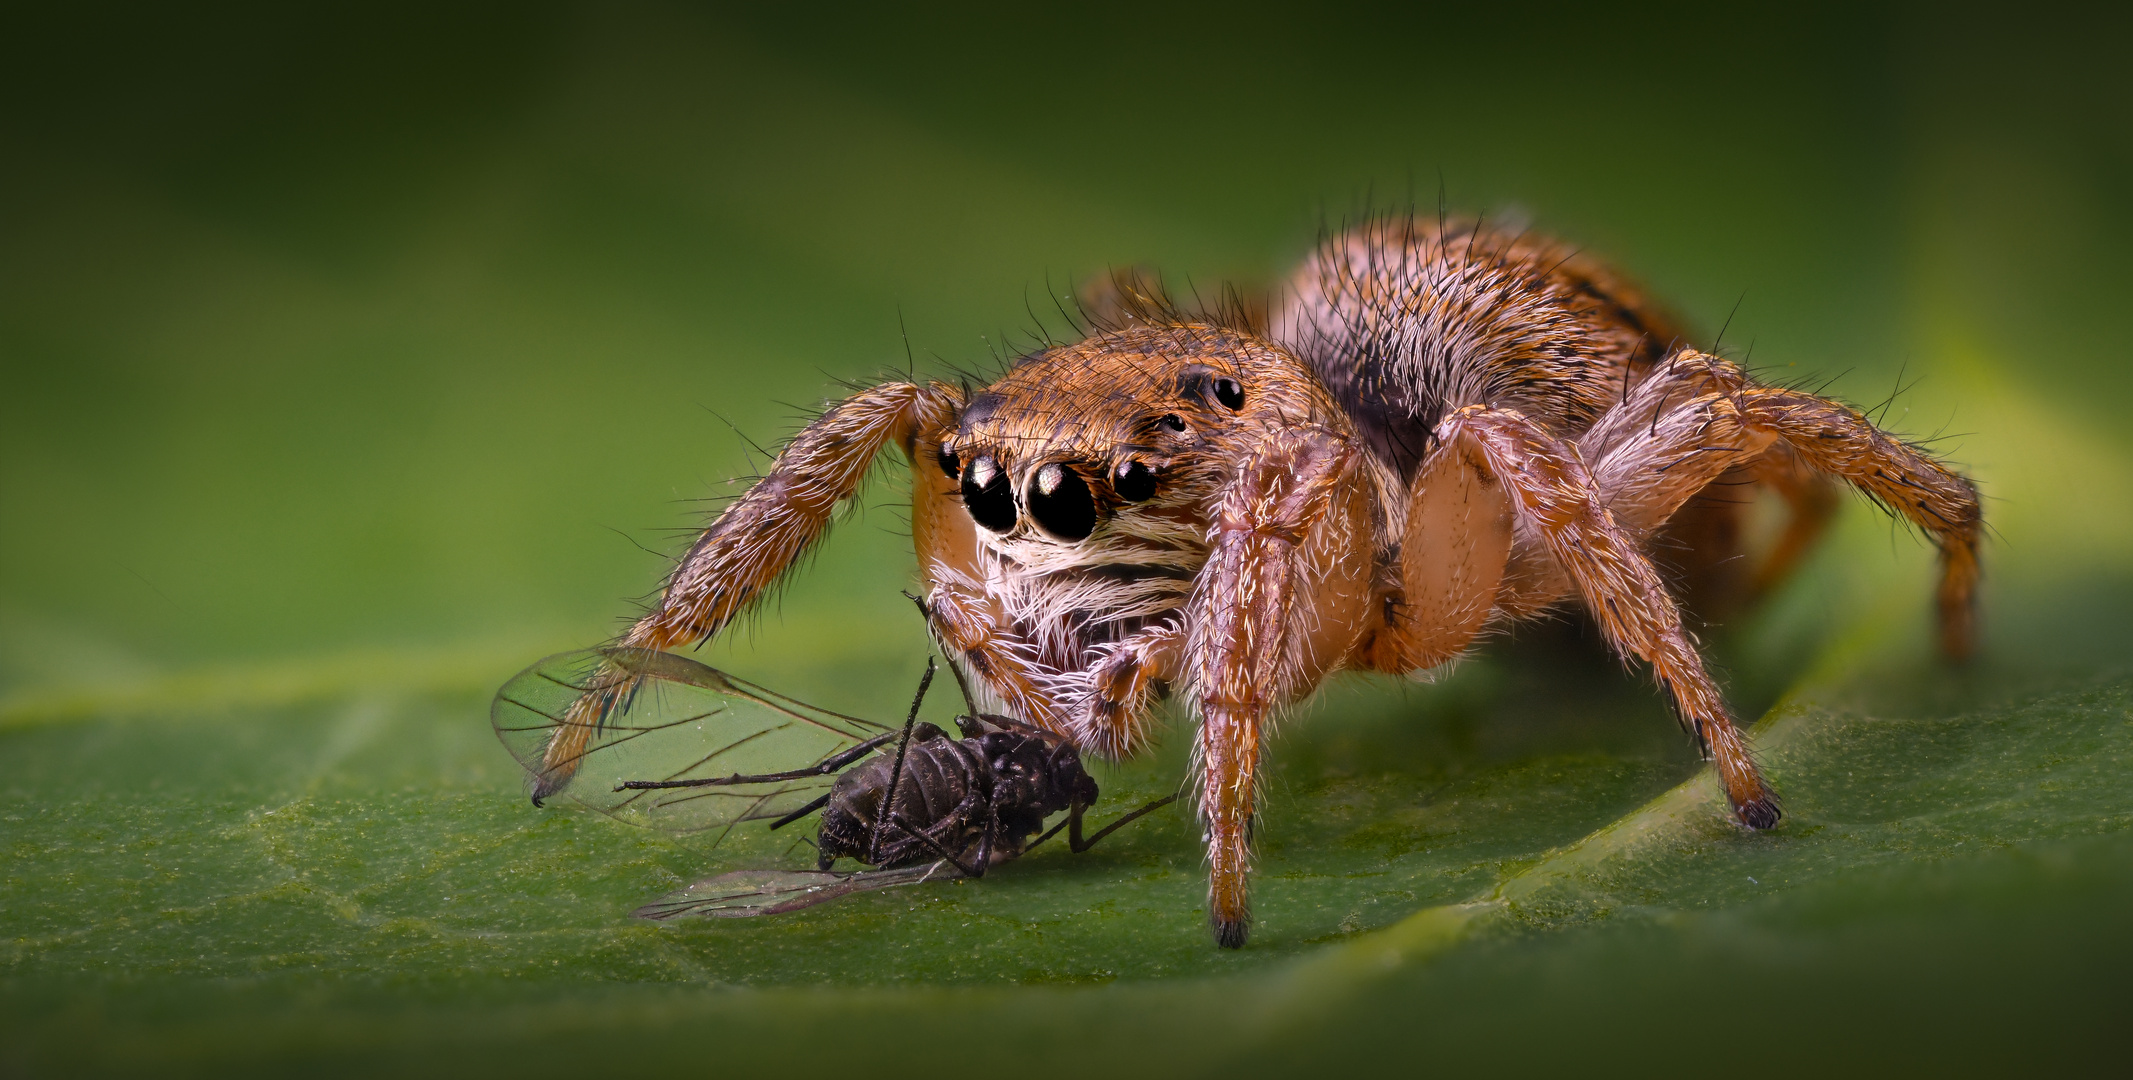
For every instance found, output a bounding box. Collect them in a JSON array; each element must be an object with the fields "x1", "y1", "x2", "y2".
[
  {"x1": 936, "y1": 447, "x2": 960, "y2": 478},
  {"x1": 1113, "y1": 459, "x2": 1157, "y2": 502},
  {"x1": 1157, "y1": 414, "x2": 1186, "y2": 433},
  {"x1": 1212, "y1": 377, "x2": 1244, "y2": 410}
]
